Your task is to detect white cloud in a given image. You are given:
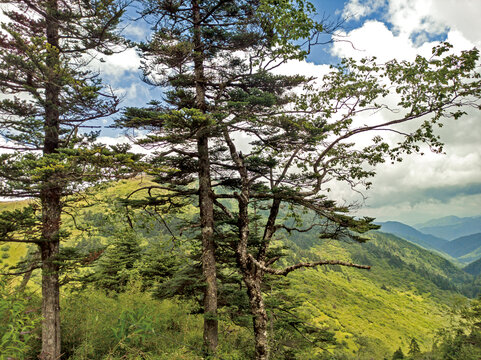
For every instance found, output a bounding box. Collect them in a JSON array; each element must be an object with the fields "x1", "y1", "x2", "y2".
[
  {"x1": 356, "y1": 193, "x2": 481, "y2": 225},
  {"x1": 343, "y1": 0, "x2": 386, "y2": 21},
  {"x1": 332, "y1": 20, "x2": 439, "y2": 62},
  {"x1": 388, "y1": 0, "x2": 481, "y2": 47},
  {"x1": 97, "y1": 135, "x2": 152, "y2": 156},
  {"x1": 0, "y1": 137, "x2": 15, "y2": 154},
  {"x1": 273, "y1": 59, "x2": 331, "y2": 79},
  {"x1": 122, "y1": 23, "x2": 148, "y2": 41},
  {"x1": 89, "y1": 47, "x2": 141, "y2": 80},
  {"x1": 116, "y1": 83, "x2": 139, "y2": 103},
  {"x1": 342, "y1": 0, "x2": 481, "y2": 48},
  {"x1": 331, "y1": 1, "x2": 481, "y2": 222},
  {"x1": 387, "y1": 0, "x2": 446, "y2": 38}
]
